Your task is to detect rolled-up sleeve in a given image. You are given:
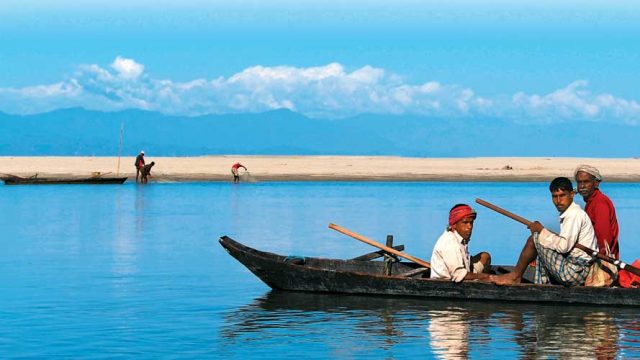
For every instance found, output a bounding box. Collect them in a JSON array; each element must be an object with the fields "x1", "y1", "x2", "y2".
[
  {"x1": 450, "y1": 267, "x2": 468, "y2": 283},
  {"x1": 537, "y1": 218, "x2": 580, "y2": 254}
]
